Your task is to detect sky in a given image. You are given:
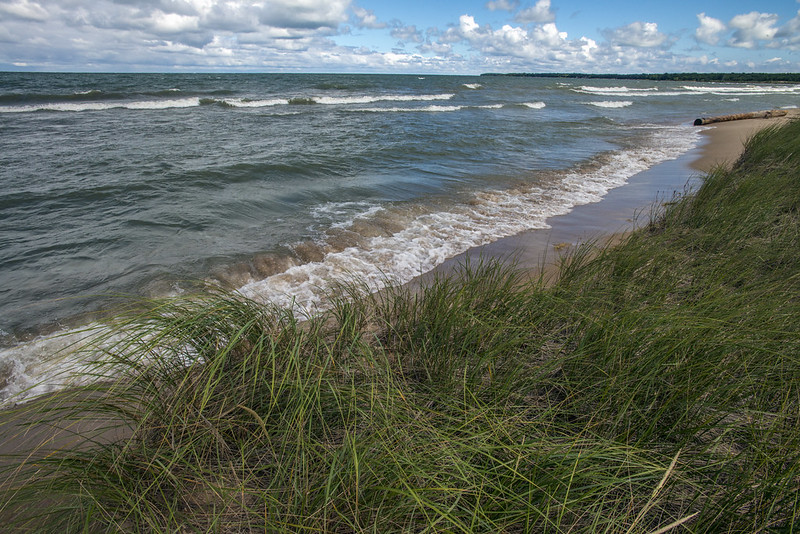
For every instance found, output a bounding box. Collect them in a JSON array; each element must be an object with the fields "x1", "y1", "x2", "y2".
[{"x1": 1, "y1": 0, "x2": 799, "y2": 73}]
